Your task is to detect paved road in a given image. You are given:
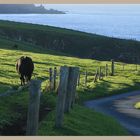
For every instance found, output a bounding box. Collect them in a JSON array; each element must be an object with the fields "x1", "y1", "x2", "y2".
[{"x1": 84, "y1": 90, "x2": 140, "y2": 135}]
